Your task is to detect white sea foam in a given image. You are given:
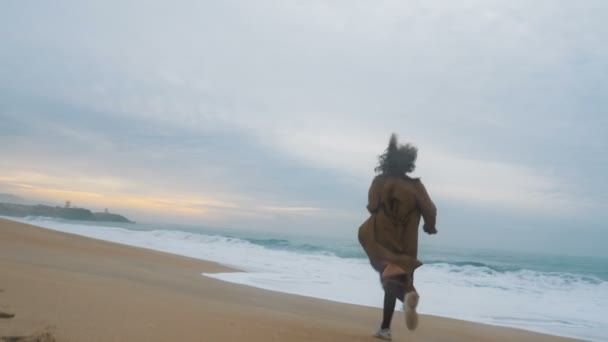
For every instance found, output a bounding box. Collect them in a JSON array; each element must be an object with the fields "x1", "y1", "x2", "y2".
[{"x1": 7, "y1": 216, "x2": 608, "y2": 341}]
